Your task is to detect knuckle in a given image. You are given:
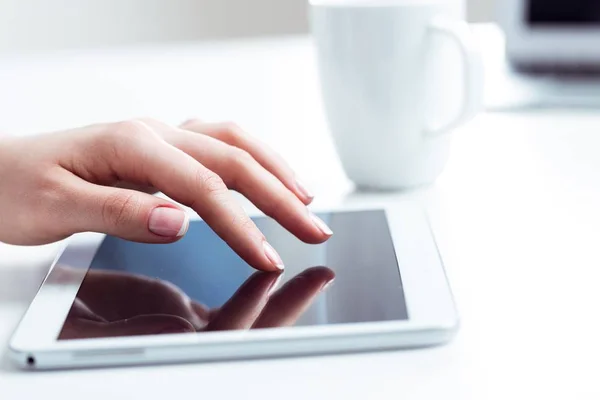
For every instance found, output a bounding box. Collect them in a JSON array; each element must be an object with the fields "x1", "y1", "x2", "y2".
[
  {"x1": 227, "y1": 148, "x2": 254, "y2": 187},
  {"x1": 135, "y1": 117, "x2": 159, "y2": 126},
  {"x1": 230, "y1": 148, "x2": 254, "y2": 169},
  {"x1": 194, "y1": 169, "x2": 227, "y2": 195},
  {"x1": 94, "y1": 120, "x2": 160, "y2": 161},
  {"x1": 112, "y1": 120, "x2": 145, "y2": 136},
  {"x1": 101, "y1": 191, "x2": 143, "y2": 228},
  {"x1": 223, "y1": 121, "x2": 241, "y2": 132},
  {"x1": 93, "y1": 121, "x2": 142, "y2": 154},
  {"x1": 112, "y1": 119, "x2": 158, "y2": 143},
  {"x1": 181, "y1": 118, "x2": 202, "y2": 129},
  {"x1": 220, "y1": 121, "x2": 244, "y2": 144}
]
